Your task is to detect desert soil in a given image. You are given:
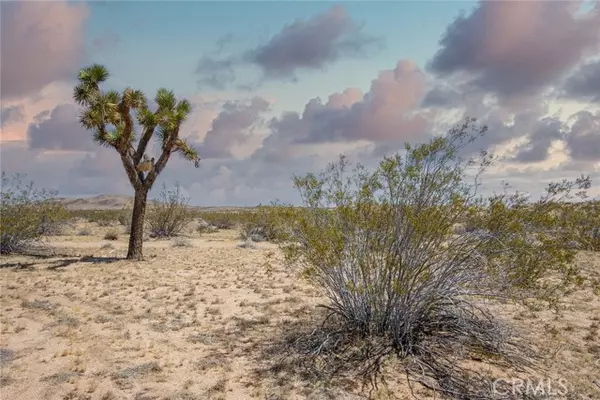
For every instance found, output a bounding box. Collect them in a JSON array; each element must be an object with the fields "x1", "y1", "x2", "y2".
[{"x1": 1, "y1": 220, "x2": 599, "y2": 399}]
